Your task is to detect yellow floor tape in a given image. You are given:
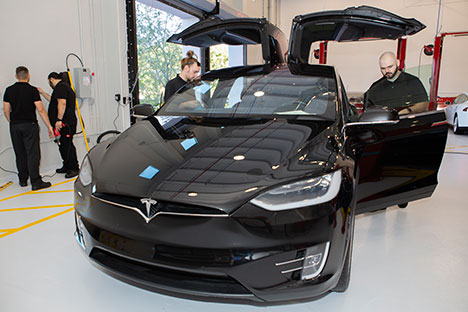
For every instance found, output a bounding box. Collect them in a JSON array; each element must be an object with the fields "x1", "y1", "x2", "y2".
[
  {"x1": 0, "y1": 179, "x2": 77, "y2": 238},
  {"x1": 0, "y1": 181, "x2": 13, "y2": 192}
]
